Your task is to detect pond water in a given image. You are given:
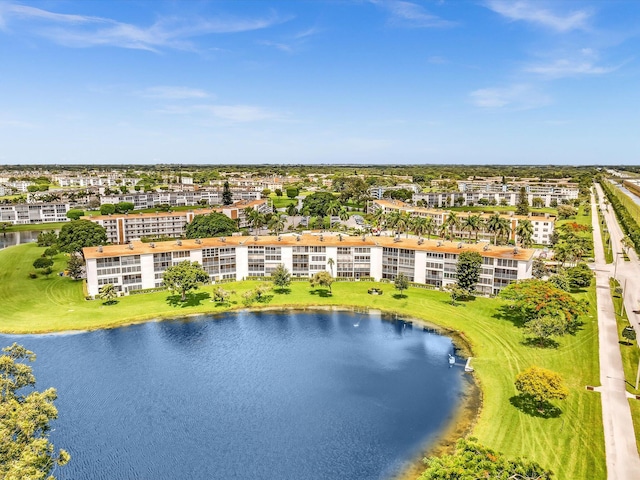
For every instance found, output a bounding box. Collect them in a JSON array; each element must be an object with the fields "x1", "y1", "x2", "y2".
[
  {"x1": 3, "y1": 310, "x2": 467, "y2": 480},
  {"x1": 0, "y1": 230, "x2": 44, "y2": 249}
]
